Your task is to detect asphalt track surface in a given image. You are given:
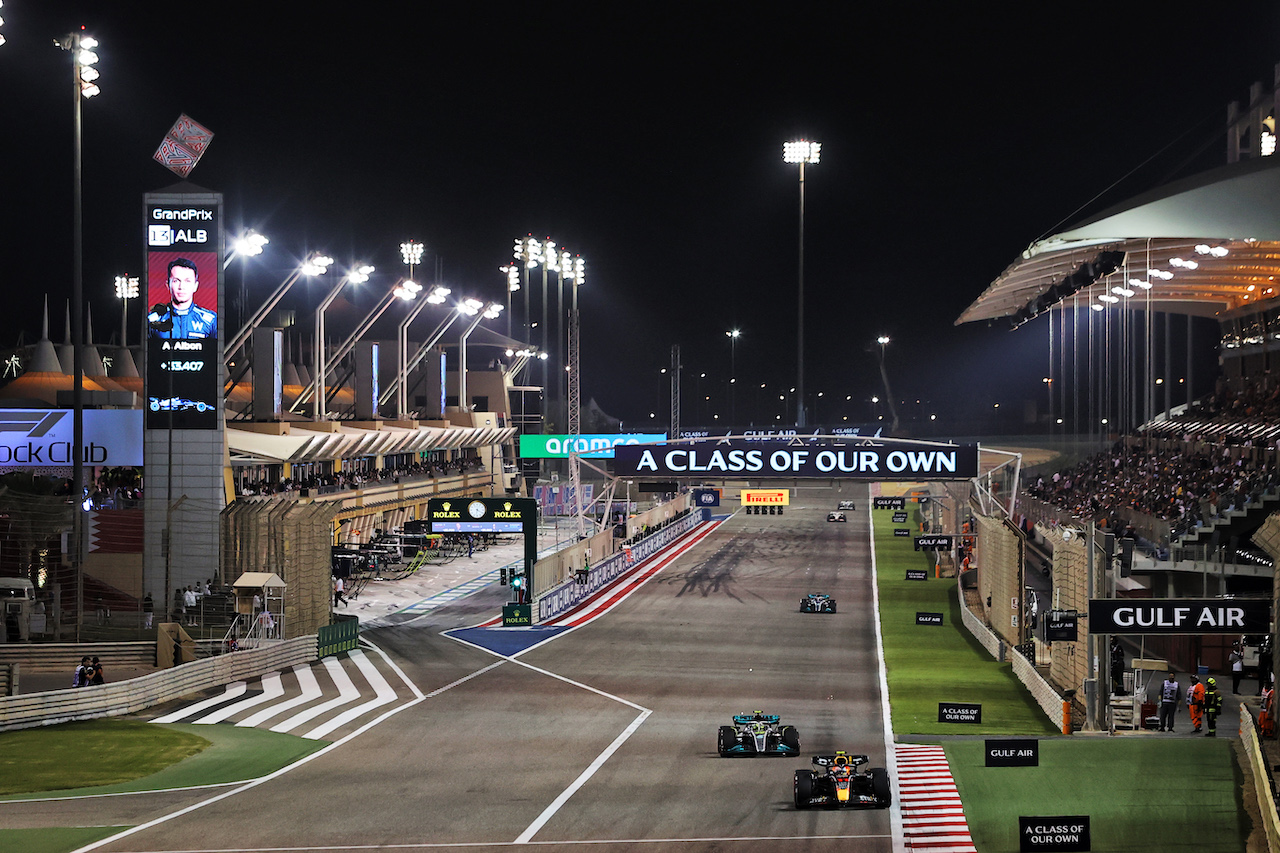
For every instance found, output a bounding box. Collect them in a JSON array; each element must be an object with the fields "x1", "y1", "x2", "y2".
[{"x1": 69, "y1": 482, "x2": 901, "y2": 853}]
